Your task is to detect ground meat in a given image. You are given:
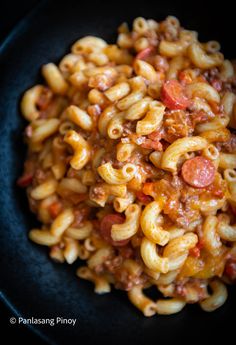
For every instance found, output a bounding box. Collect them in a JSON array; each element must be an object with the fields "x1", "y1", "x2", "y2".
[
  {"x1": 71, "y1": 207, "x2": 91, "y2": 227},
  {"x1": 175, "y1": 278, "x2": 209, "y2": 302},
  {"x1": 203, "y1": 68, "x2": 220, "y2": 83},
  {"x1": 163, "y1": 110, "x2": 193, "y2": 142},
  {"x1": 123, "y1": 121, "x2": 137, "y2": 136},
  {"x1": 216, "y1": 133, "x2": 236, "y2": 153},
  {"x1": 114, "y1": 271, "x2": 147, "y2": 291}
]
